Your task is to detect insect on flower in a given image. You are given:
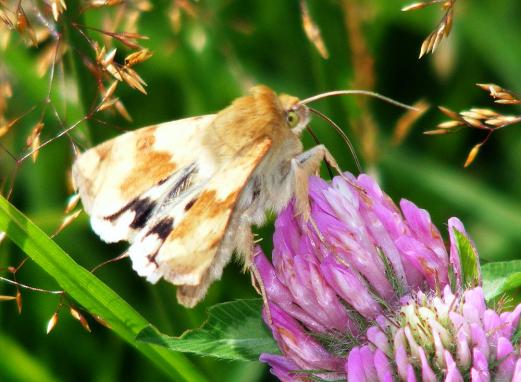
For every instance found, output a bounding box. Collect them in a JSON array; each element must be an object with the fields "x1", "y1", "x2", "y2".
[{"x1": 72, "y1": 85, "x2": 415, "y2": 307}]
